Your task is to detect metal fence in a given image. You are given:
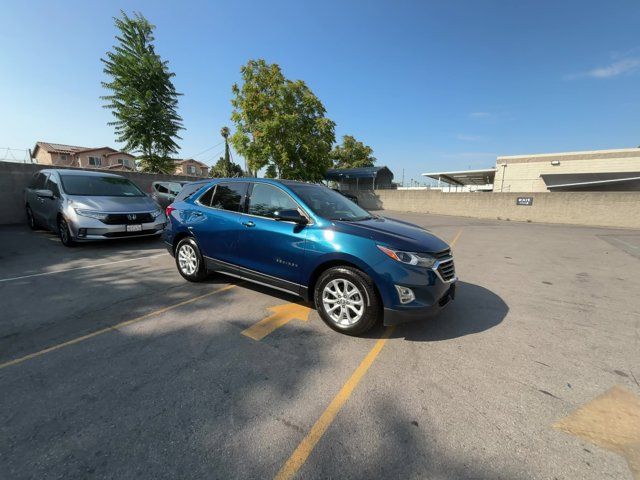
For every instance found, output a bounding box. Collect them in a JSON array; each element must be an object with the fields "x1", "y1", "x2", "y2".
[{"x1": 0, "y1": 148, "x2": 33, "y2": 163}]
